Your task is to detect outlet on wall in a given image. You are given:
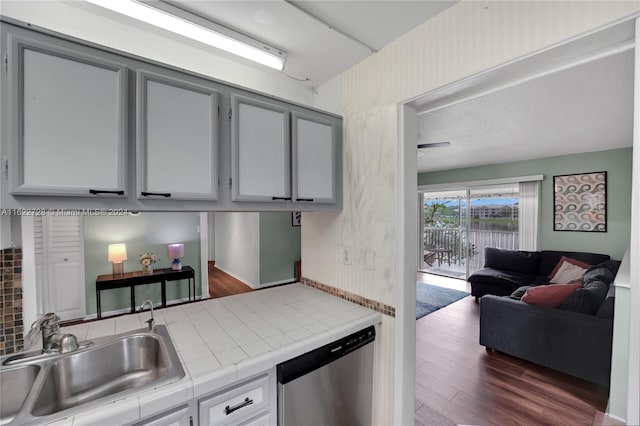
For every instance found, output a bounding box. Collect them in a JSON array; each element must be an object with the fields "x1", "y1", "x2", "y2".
[
  {"x1": 365, "y1": 250, "x2": 376, "y2": 270},
  {"x1": 337, "y1": 245, "x2": 351, "y2": 265}
]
